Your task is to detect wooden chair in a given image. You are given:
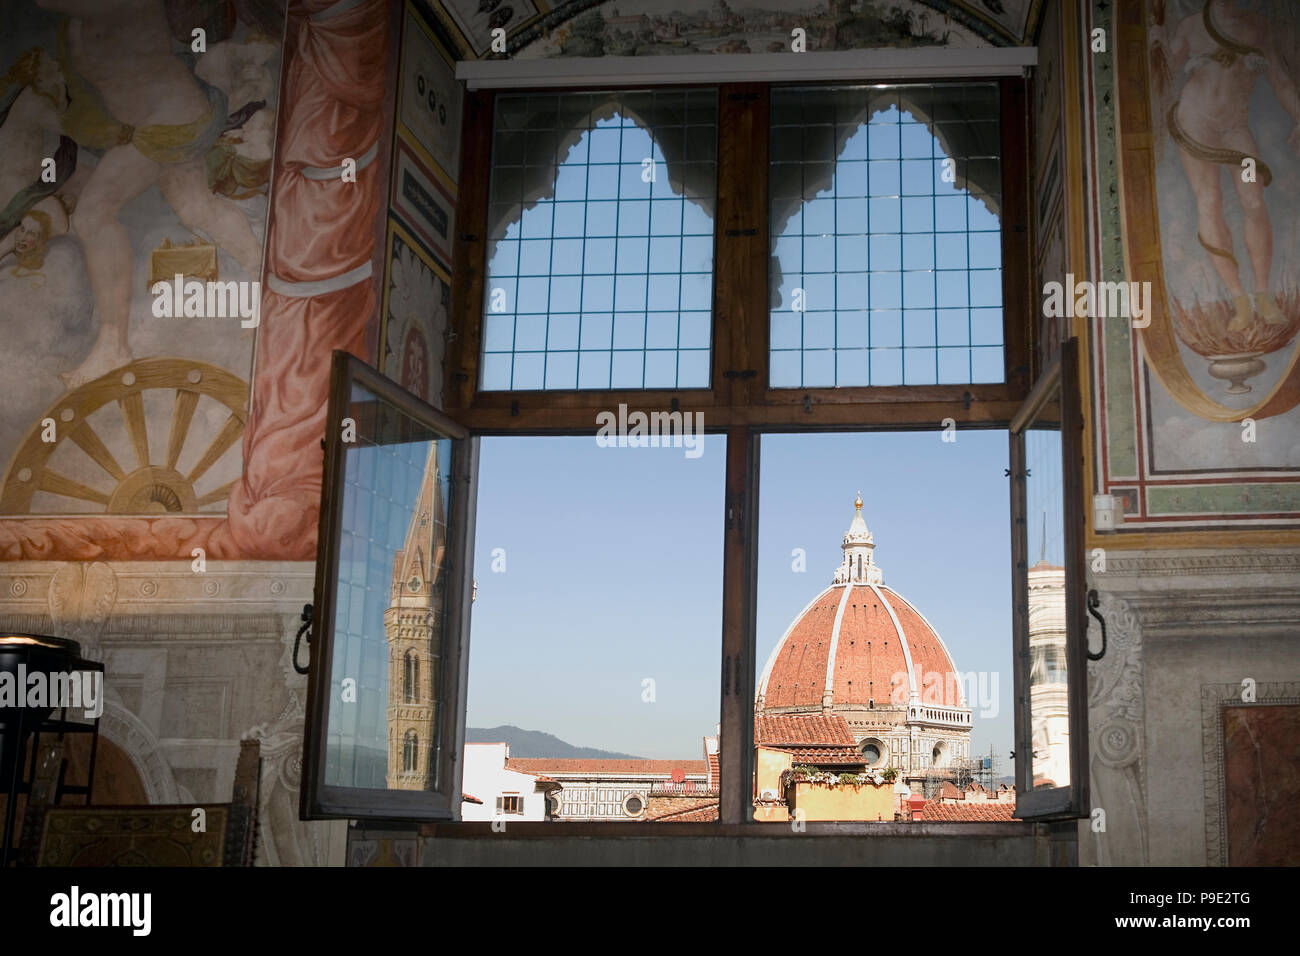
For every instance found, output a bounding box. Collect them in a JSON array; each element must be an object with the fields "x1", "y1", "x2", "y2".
[{"x1": 20, "y1": 739, "x2": 260, "y2": 867}]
